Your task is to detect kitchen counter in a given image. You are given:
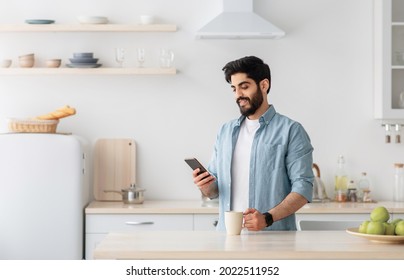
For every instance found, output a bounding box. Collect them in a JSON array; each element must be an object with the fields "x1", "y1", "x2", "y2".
[
  {"x1": 85, "y1": 200, "x2": 218, "y2": 214},
  {"x1": 298, "y1": 201, "x2": 404, "y2": 213},
  {"x1": 93, "y1": 230, "x2": 404, "y2": 260},
  {"x1": 85, "y1": 200, "x2": 404, "y2": 214}
]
